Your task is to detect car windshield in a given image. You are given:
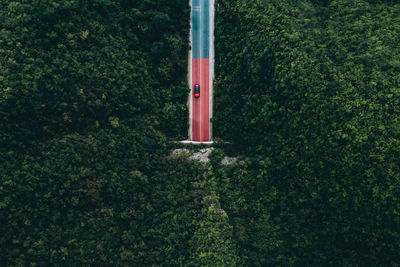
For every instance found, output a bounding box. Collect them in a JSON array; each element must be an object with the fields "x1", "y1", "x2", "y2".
[{"x1": 195, "y1": 85, "x2": 199, "y2": 93}]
